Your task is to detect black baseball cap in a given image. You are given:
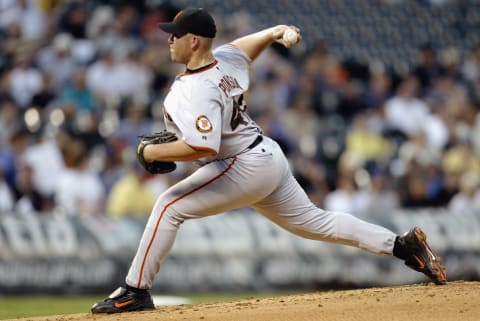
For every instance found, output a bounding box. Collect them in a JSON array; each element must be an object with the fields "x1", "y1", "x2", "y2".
[{"x1": 158, "y1": 7, "x2": 216, "y2": 38}]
